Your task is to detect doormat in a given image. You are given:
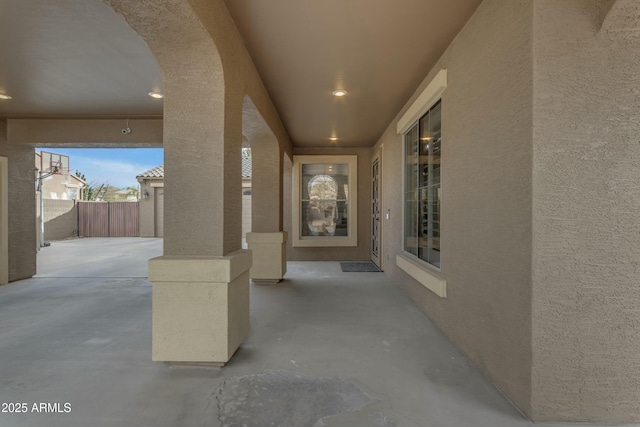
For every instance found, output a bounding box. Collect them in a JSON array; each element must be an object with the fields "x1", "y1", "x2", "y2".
[{"x1": 340, "y1": 261, "x2": 380, "y2": 272}]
